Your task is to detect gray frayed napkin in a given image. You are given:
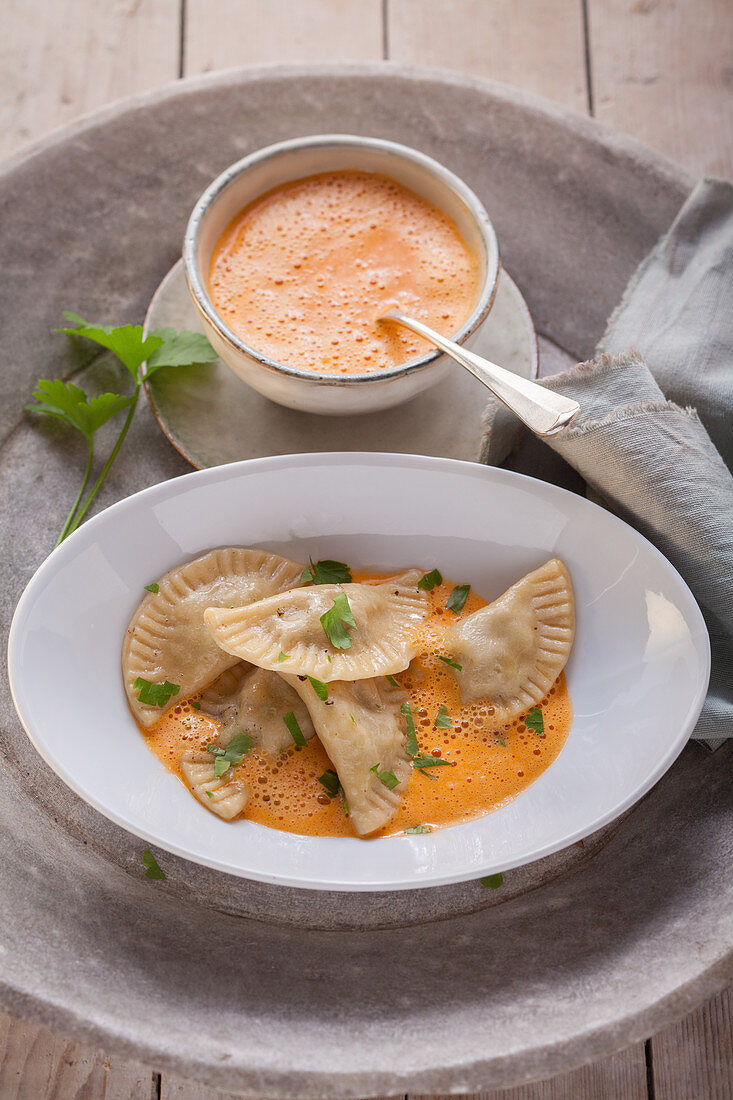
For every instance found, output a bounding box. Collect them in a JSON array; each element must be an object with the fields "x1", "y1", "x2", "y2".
[{"x1": 480, "y1": 180, "x2": 733, "y2": 742}]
